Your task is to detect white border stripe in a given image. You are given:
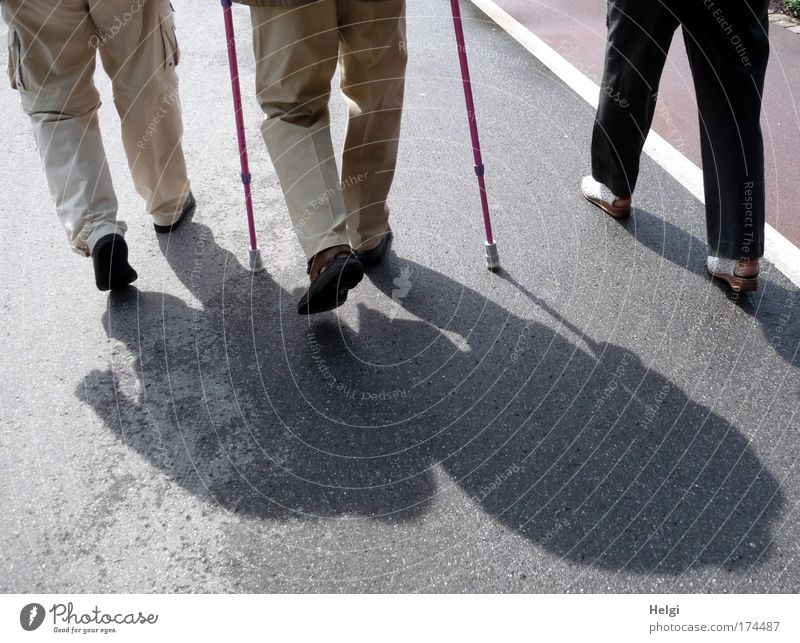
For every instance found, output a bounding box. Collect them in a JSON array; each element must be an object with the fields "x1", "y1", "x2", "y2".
[{"x1": 469, "y1": 0, "x2": 800, "y2": 287}]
